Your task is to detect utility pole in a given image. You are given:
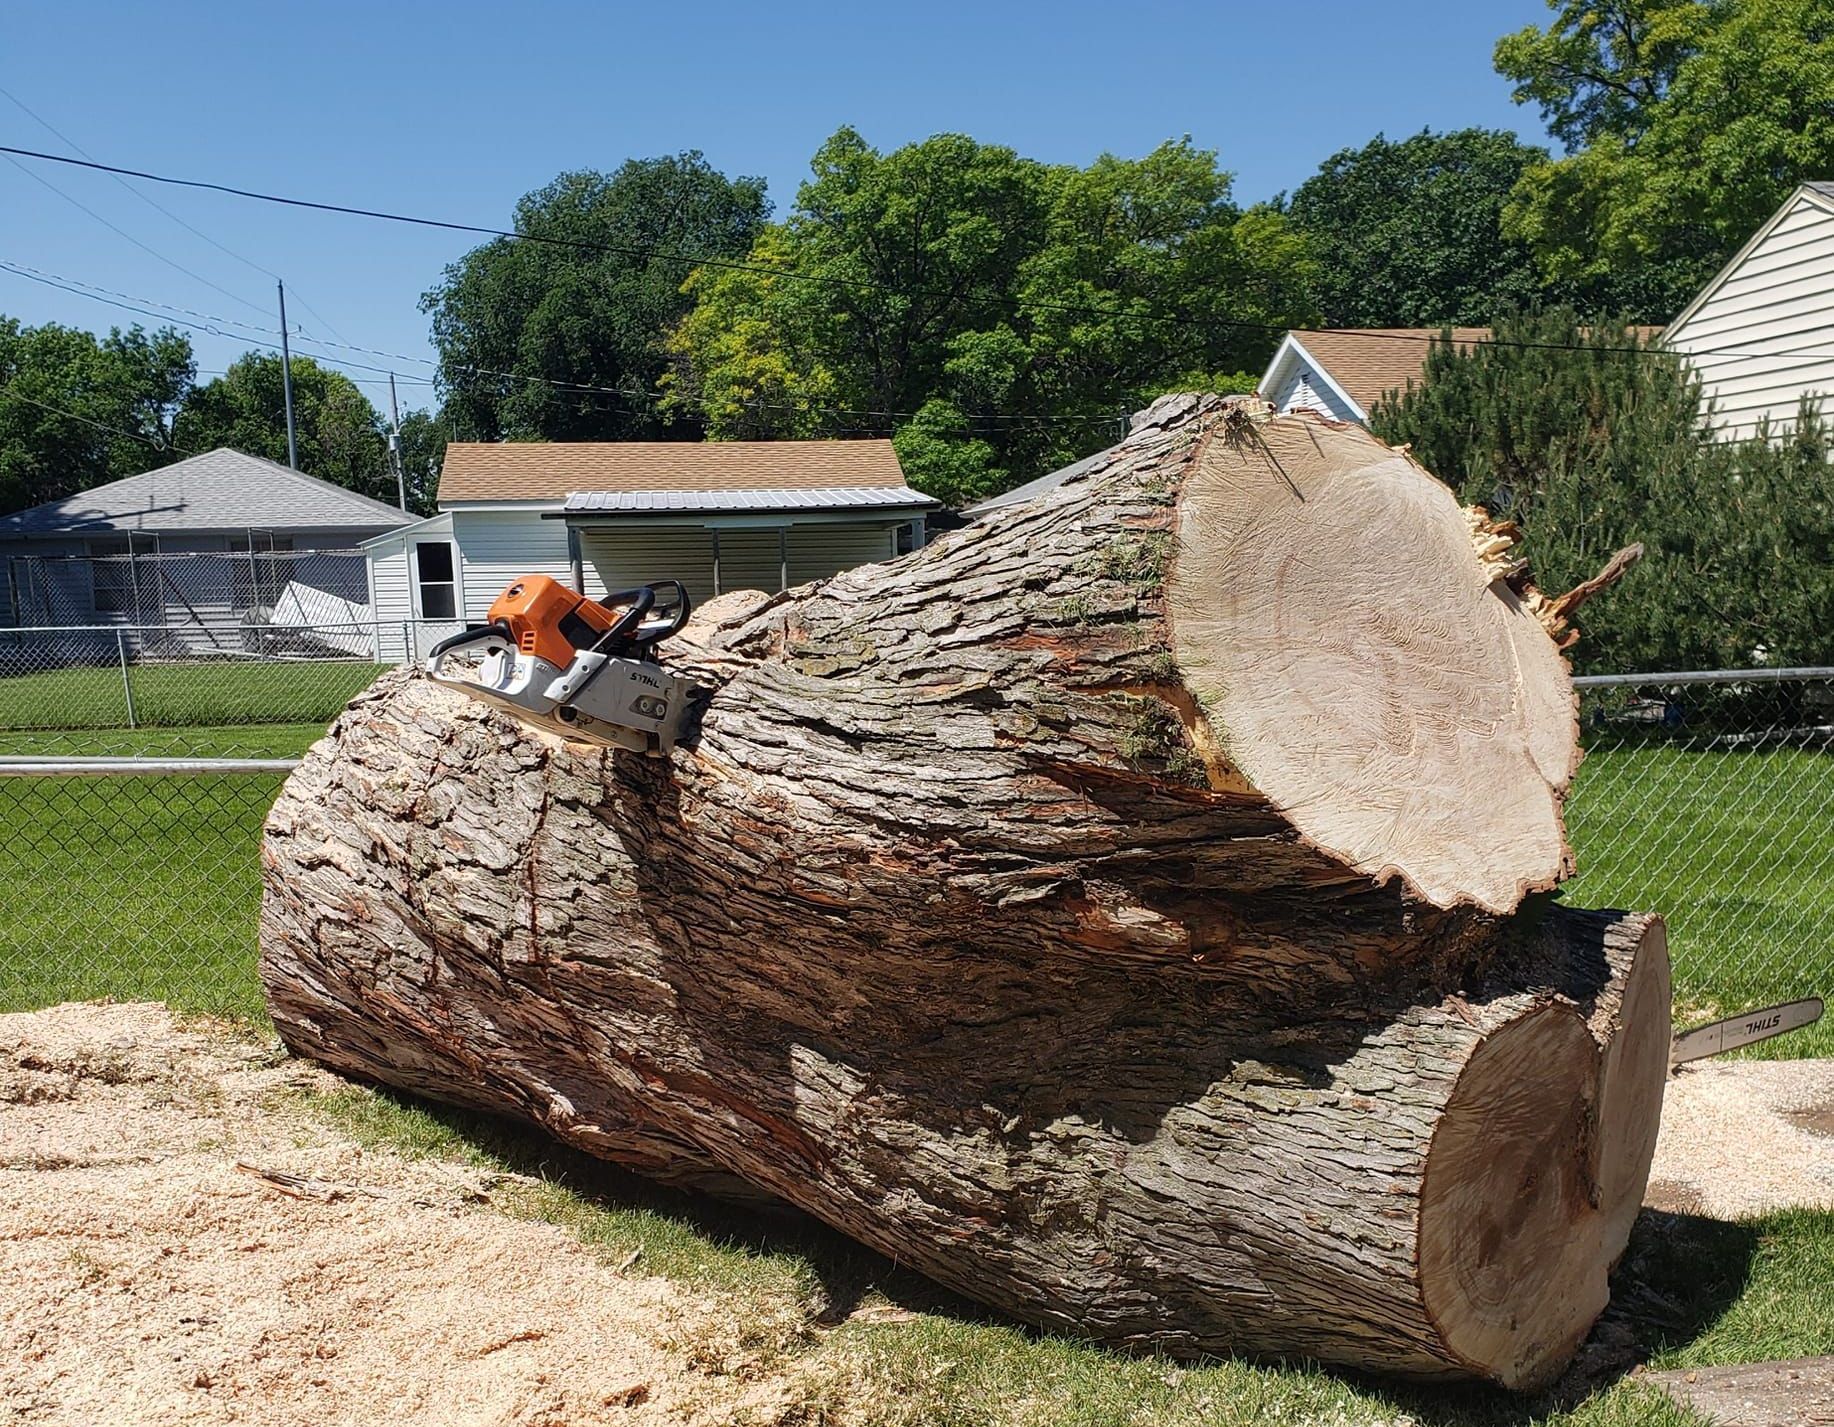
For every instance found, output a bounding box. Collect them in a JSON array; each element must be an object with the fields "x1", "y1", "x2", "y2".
[
  {"x1": 387, "y1": 371, "x2": 408, "y2": 512},
  {"x1": 277, "y1": 280, "x2": 299, "y2": 470}
]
